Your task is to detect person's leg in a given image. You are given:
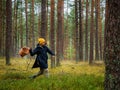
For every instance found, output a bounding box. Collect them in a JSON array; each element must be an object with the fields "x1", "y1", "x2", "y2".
[
  {"x1": 37, "y1": 68, "x2": 44, "y2": 76},
  {"x1": 29, "y1": 68, "x2": 44, "y2": 79},
  {"x1": 44, "y1": 68, "x2": 49, "y2": 77}
]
